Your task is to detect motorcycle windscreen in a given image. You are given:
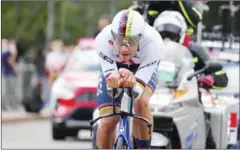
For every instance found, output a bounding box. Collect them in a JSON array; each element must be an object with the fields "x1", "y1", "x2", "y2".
[
  {"x1": 157, "y1": 61, "x2": 177, "y2": 82},
  {"x1": 156, "y1": 39, "x2": 194, "y2": 89}
]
